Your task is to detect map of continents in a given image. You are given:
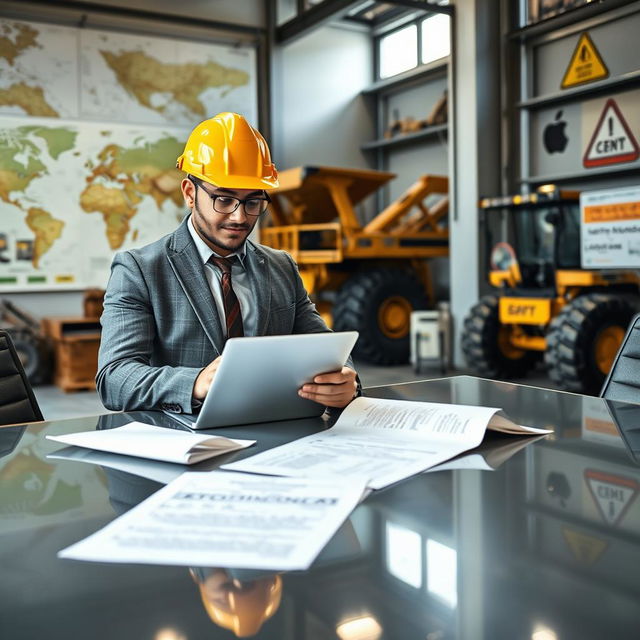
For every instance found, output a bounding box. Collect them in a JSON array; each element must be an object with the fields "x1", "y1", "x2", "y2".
[
  {"x1": 81, "y1": 29, "x2": 257, "y2": 126},
  {"x1": 0, "y1": 17, "x2": 258, "y2": 290},
  {"x1": 80, "y1": 135, "x2": 184, "y2": 250},
  {"x1": 0, "y1": 19, "x2": 78, "y2": 118},
  {"x1": 0, "y1": 125, "x2": 76, "y2": 270},
  {"x1": 0, "y1": 19, "x2": 257, "y2": 125},
  {"x1": 0, "y1": 121, "x2": 187, "y2": 290}
]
